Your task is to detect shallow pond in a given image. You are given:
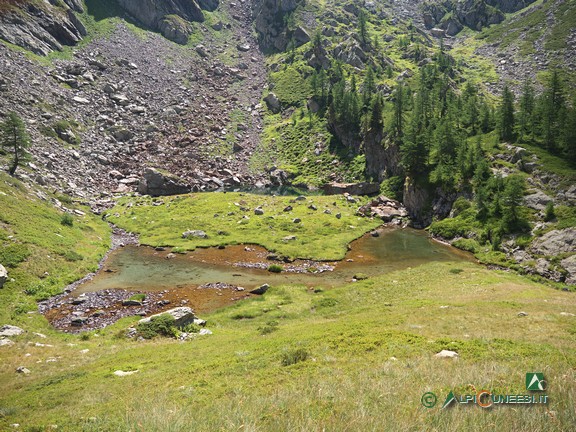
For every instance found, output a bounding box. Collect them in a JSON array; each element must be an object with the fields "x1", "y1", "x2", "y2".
[{"x1": 76, "y1": 228, "x2": 473, "y2": 294}]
